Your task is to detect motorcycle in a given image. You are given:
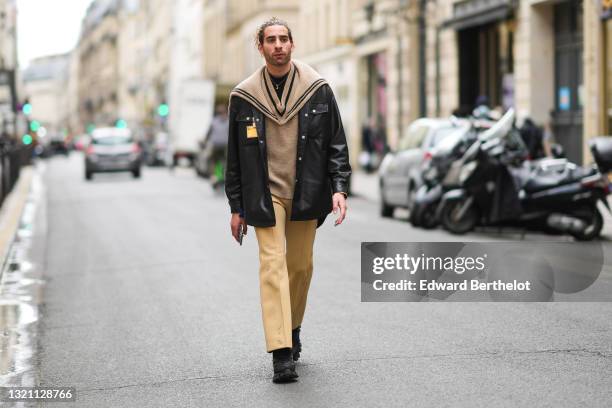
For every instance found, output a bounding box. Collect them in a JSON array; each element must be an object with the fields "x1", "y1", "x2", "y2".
[
  {"x1": 437, "y1": 109, "x2": 612, "y2": 240},
  {"x1": 410, "y1": 117, "x2": 504, "y2": 228}
]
